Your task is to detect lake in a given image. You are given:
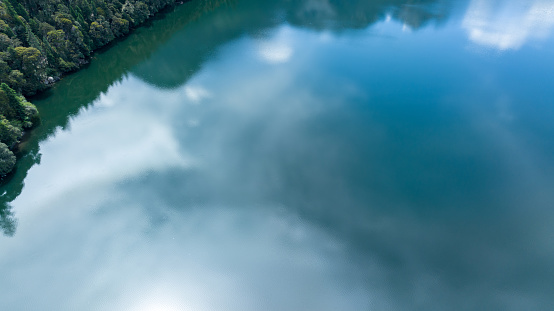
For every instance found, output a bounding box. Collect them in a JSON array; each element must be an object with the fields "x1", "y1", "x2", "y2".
[{"x1": 2, "y1": 0, "x2": 554, "y2": 310}]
